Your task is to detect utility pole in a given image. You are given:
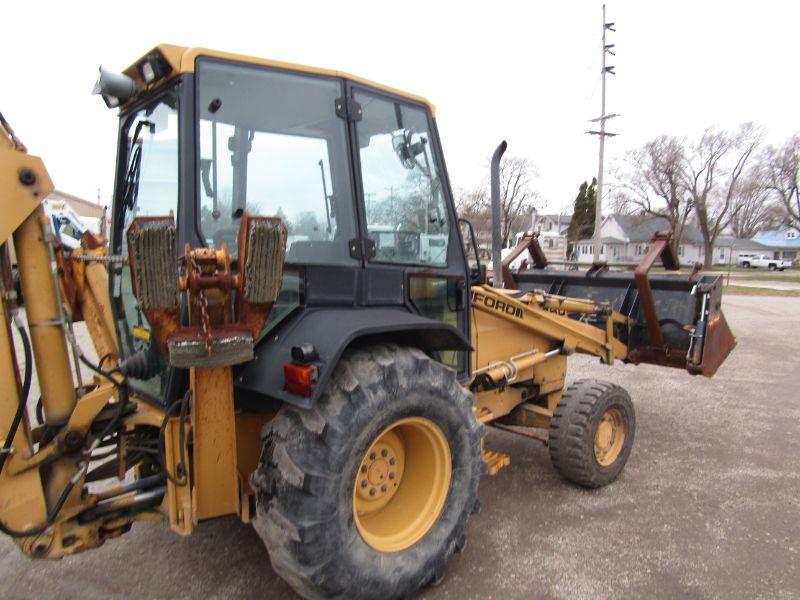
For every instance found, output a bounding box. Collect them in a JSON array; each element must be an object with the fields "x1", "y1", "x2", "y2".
[{"x1": 588, "y1": 4, "x2": 618, "y2": 262}]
